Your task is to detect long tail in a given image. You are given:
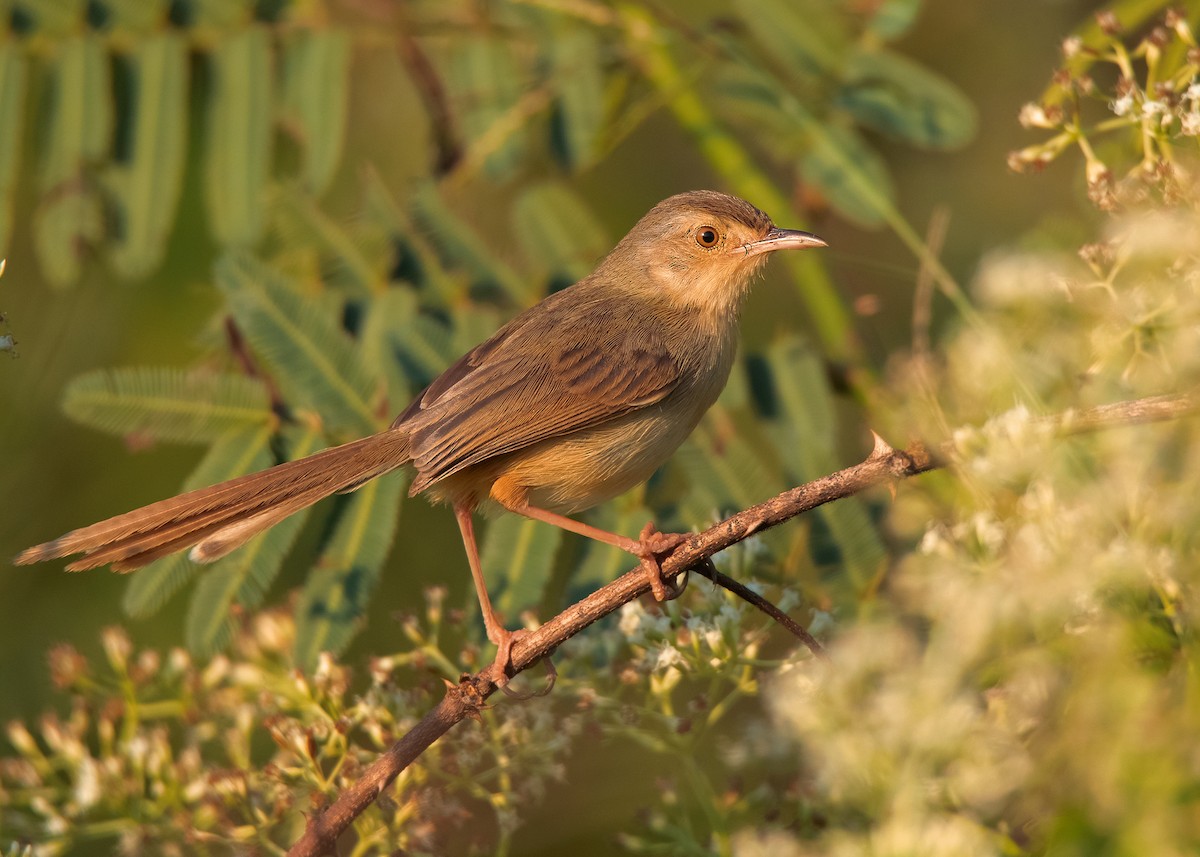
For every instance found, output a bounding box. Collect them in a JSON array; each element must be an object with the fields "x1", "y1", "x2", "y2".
[{"x1": 14, "y1": 430, "x2": 412, "y2": 572}]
